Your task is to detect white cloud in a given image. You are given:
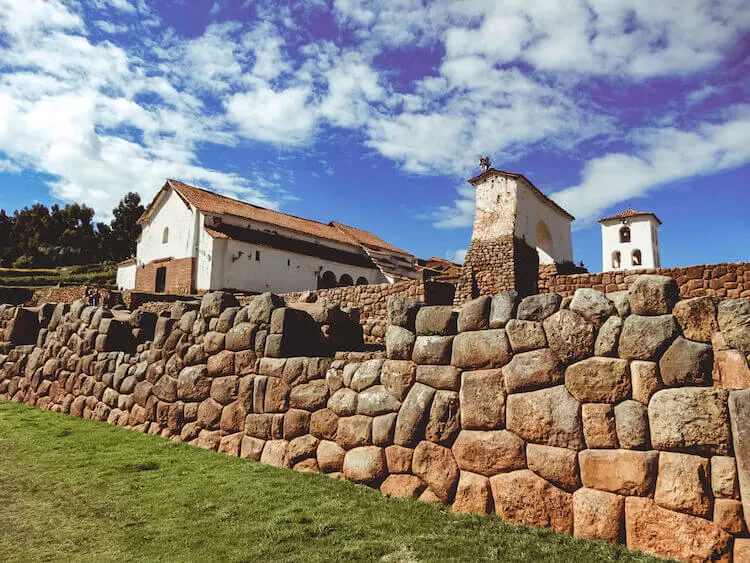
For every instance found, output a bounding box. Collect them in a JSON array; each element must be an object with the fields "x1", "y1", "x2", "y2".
[
  {"x1": 428, "y1": 184, "x2": 476, "y2": 229},
  {"x1": 447, "y1": 248, "x2": 467, "y2": 264},
  {"x1": 552, "y1": 106, "x2": 750, "y2": 224}
]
